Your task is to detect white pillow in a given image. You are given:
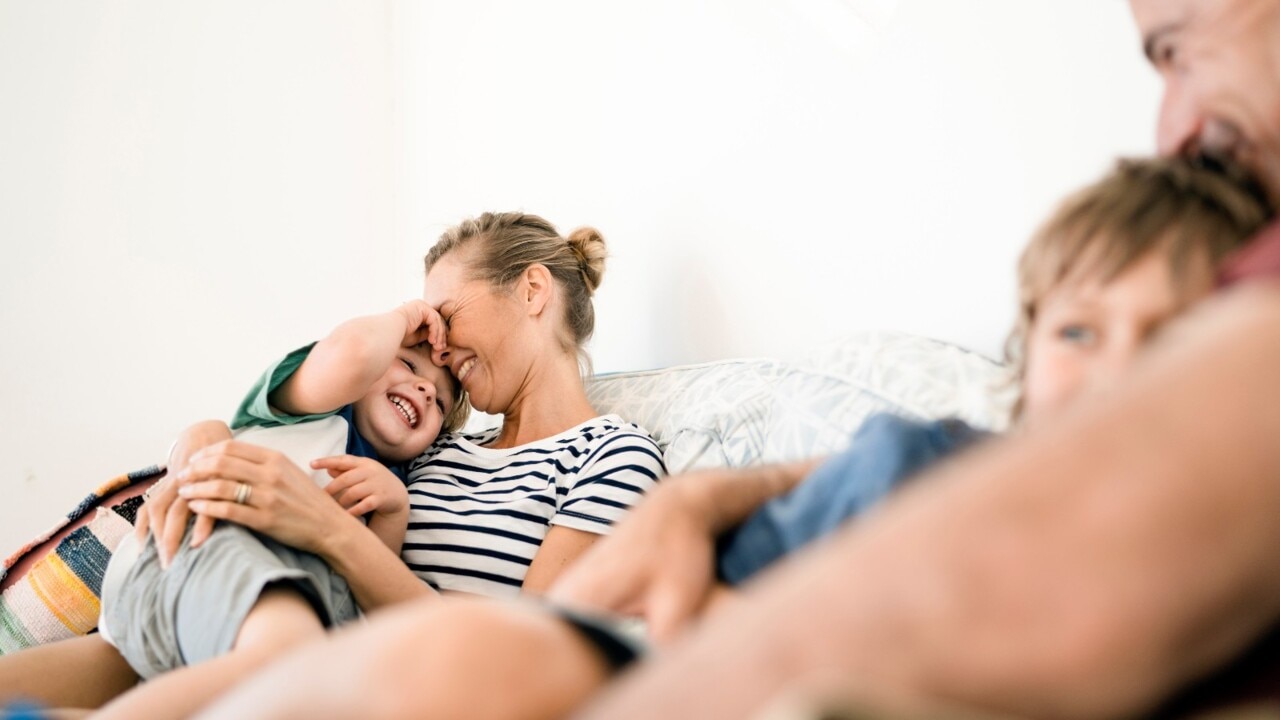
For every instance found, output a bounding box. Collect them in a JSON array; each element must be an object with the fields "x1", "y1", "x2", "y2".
[{"x1": 586, "y1": 331, "x2": 1012, "y2": 474}]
